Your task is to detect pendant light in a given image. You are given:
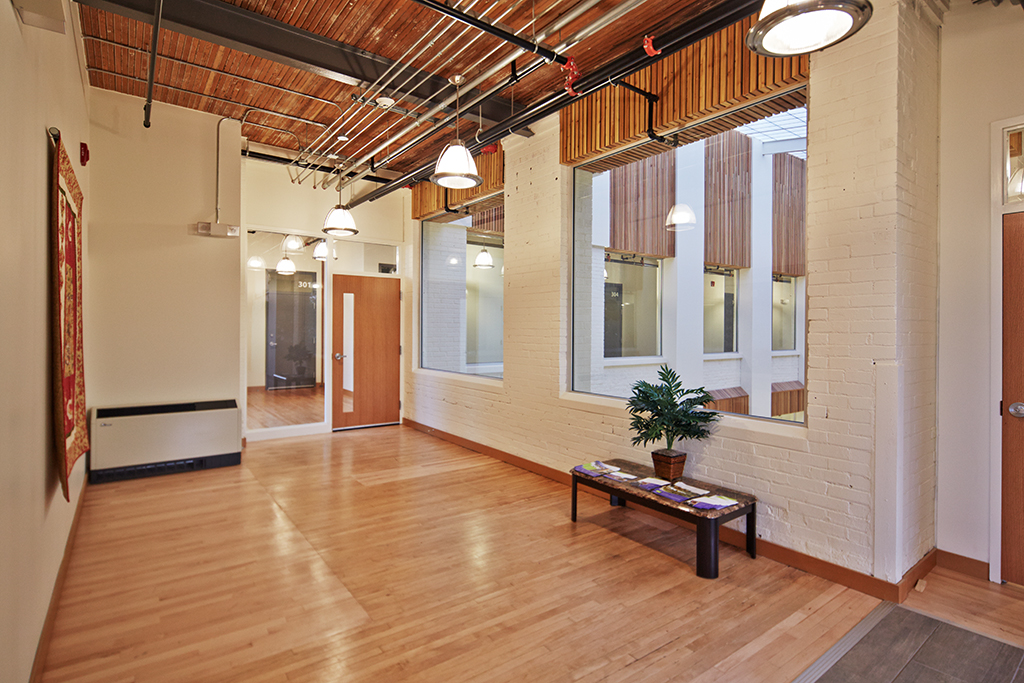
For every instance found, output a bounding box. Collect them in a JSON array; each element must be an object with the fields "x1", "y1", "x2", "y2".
[
  {"x1": 665, "y1": 203, "x2": 697, "y2": 231},
  {"x1": 746, "y1": 0, "x2": 872, "y2": 57},
  {"x1": 323, "y1": 177, "x2": 359, "y2": 238},
  {"x1": 276, "y1": 255, "x2": 296, "y2": 275},
  {"x1": 246, "y1": 255, "x2": 266, "y2": 269},
  {"x1": 430, "y1": 75, "x2": 483, "y2": 190},
  {"x1": 473, "y1": 247, "x2": 494, "y2": 269},
  {"x1": 313, "y1": 240, "x2": 329, "y2": 261},
  {"x1": 281, "y1": 234, "x2": 305, "y2": 253}
]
